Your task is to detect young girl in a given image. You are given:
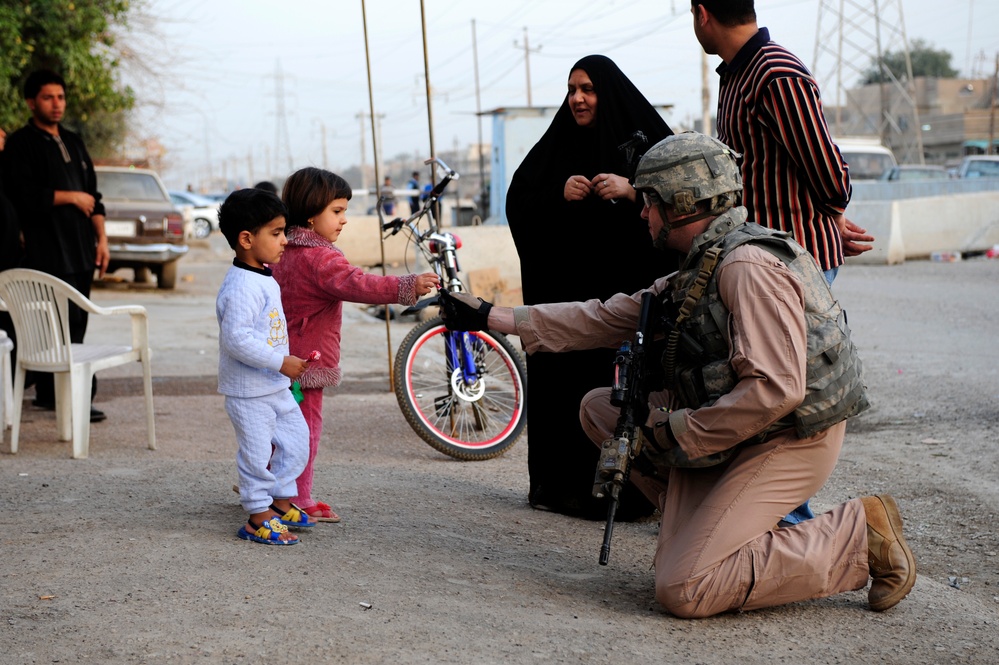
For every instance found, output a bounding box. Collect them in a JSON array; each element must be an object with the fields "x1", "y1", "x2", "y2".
[{"x1": 271, "y1": 167, "x2": 438, "y2": 522}]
